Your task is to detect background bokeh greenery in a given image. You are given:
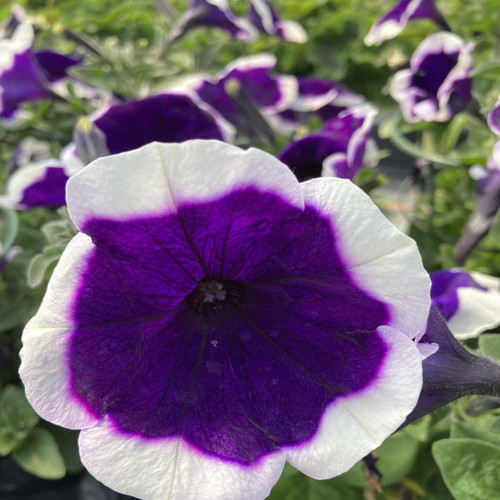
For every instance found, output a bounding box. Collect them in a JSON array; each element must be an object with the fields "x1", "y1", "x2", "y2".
[{"x1": 3, "y1": 1, "x2": 500, "y2": 498}]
